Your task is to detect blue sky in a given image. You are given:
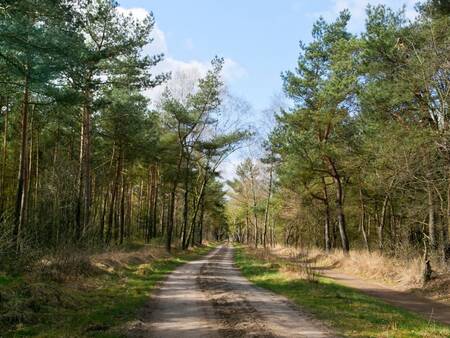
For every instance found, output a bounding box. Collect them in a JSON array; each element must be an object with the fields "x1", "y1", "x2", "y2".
[
  {"x1": 119, "y1": 0, "x2": 417, "y2": 178},
  {"x1": 120, "y1": 0, "x2": 417, "y2": 111}
]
